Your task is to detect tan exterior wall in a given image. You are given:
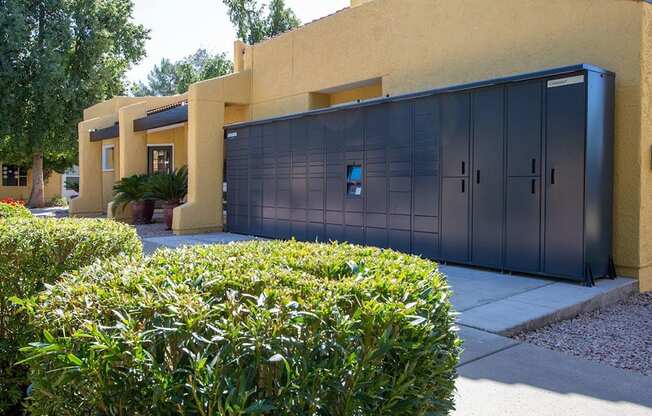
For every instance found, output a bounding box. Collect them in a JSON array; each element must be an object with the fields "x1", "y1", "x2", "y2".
[
  {"x1": 329, "y1": 82, "x2": 383, "y2": 106},
  {"x1": 234, "y1": 0, "x2": 650, "y2": 289},
  {"x1": 75, "y1": 0, "x2": 652, "y2": 289},
  {"x1": 0, "y1": 166, "x2": 63, "y2": 202}
]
